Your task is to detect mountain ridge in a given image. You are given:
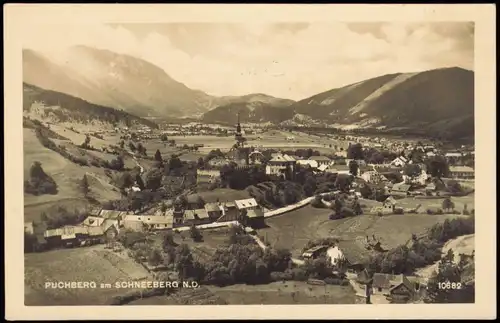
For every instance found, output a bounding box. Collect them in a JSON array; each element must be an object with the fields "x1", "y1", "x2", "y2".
[{"x1": 23, "y1": 46, "x2": 294, "y2": 119}]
